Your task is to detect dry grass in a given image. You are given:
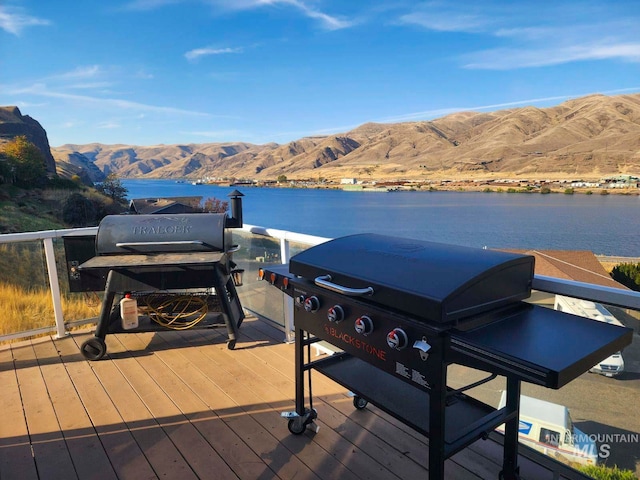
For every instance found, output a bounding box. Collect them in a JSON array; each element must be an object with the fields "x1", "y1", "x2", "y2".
[{"x1": 0, "y1": 282, "x2": 100, "y2": 337}]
